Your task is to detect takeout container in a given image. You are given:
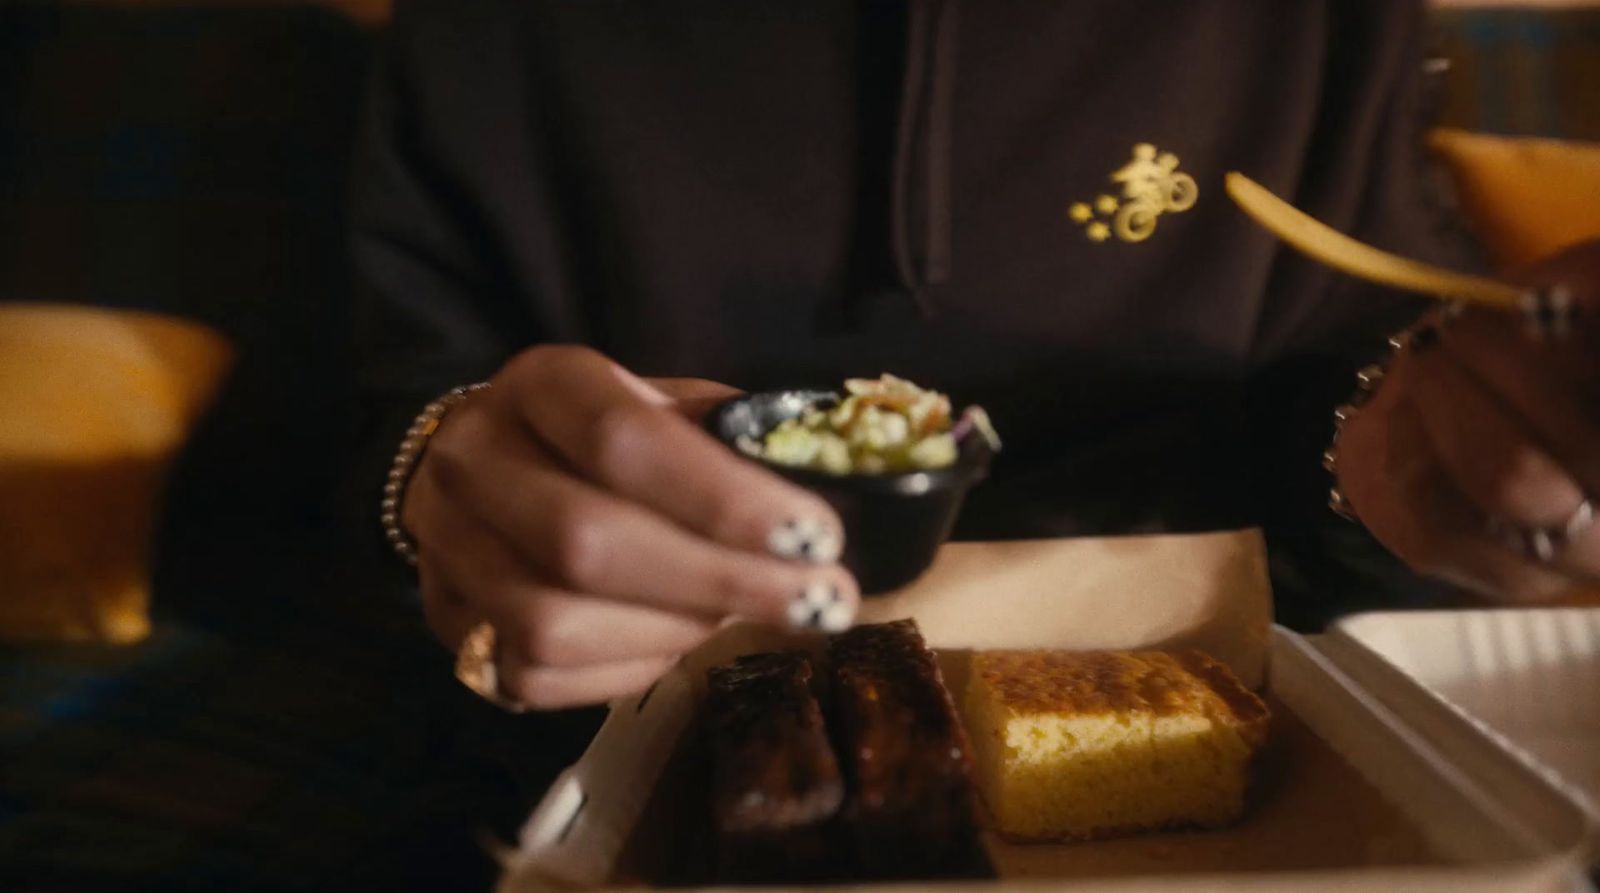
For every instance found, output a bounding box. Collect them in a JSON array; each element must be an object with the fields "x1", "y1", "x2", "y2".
[
  {"x1": 706, "y1": 389, "x2": 994, "y2": 593},
  {"x1": 497, "y1": 531, "x2": 1597, "y2": 892},
  {"x1": 1326, "y1": 608, "x2": 1600, "y2": 858}
]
